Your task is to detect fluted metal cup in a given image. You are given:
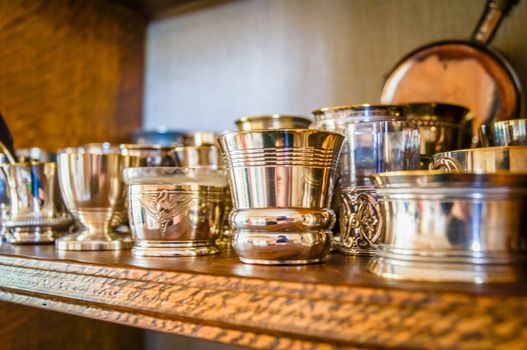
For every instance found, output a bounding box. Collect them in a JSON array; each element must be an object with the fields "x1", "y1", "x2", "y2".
[
  {"x1": 218, "y1": 129, "x2": 344, "y2": 265},
  {"x1": 55, "y1": 150, "x2": 141, "y2": 250},
  {"x1": 1, "y1": 162, "x2": 73, "y2": 243},
  {"x1": 123, "y1": 167, "x2": 227, "y2": 257}
]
